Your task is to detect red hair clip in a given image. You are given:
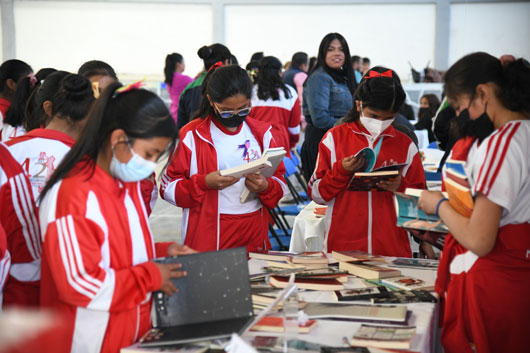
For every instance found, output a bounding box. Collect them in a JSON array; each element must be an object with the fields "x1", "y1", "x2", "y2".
[
  {"x1": 208, "y1": 61, "x2": 225, "y2": 72},
  {"x1": 113, "y1": 79, "x2": 145, "y2": 97},
  {"x1": 364, "y1": 69, "x2": 393, "y2": 79}
]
